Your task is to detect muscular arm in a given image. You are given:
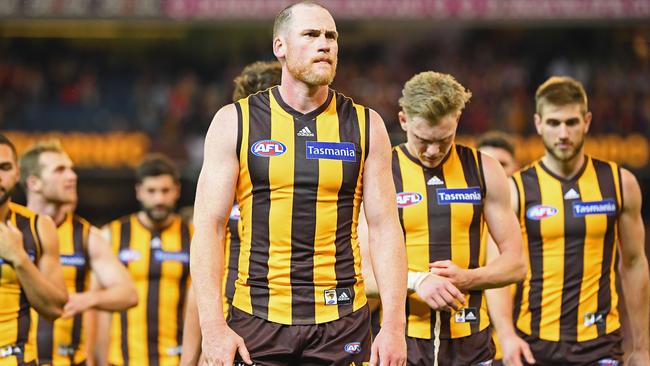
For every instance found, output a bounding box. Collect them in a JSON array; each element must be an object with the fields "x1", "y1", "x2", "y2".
[
  {"x1": 617, "y1": 168, "x2": 650, "y2": 359},
  {"x1": 363, "y1": 110, "x2": 407, "y2": 328},
  {"x1": 76, "y1": 227, "x2": 137, "y2": 312},
  {"x1": 13, "y1": 215, "x2": 68, "y2": 319},
  {"x1": 191, "y1": 104, "x2": 251, "y2": 364},
  {"x1": 357, "y1": 206, "x2": 379, "y2": 298},
  {"x1": 433, "y1": 156, "x2": 526, "y2": 291}
]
